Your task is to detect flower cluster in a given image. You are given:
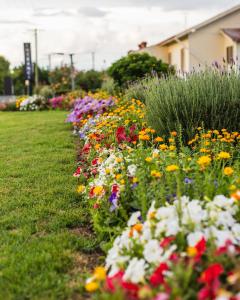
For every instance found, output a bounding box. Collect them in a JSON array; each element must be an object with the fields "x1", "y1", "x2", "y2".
[
  {"x1": 87, "y1": 195, "x2": 240, "y2": 299},
  {"x1": 19, "y1": 95, "x2": 48, "y2": 111},
  {"x1": 66, "y1": 95, "x2": 115, "y2": 123}
]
